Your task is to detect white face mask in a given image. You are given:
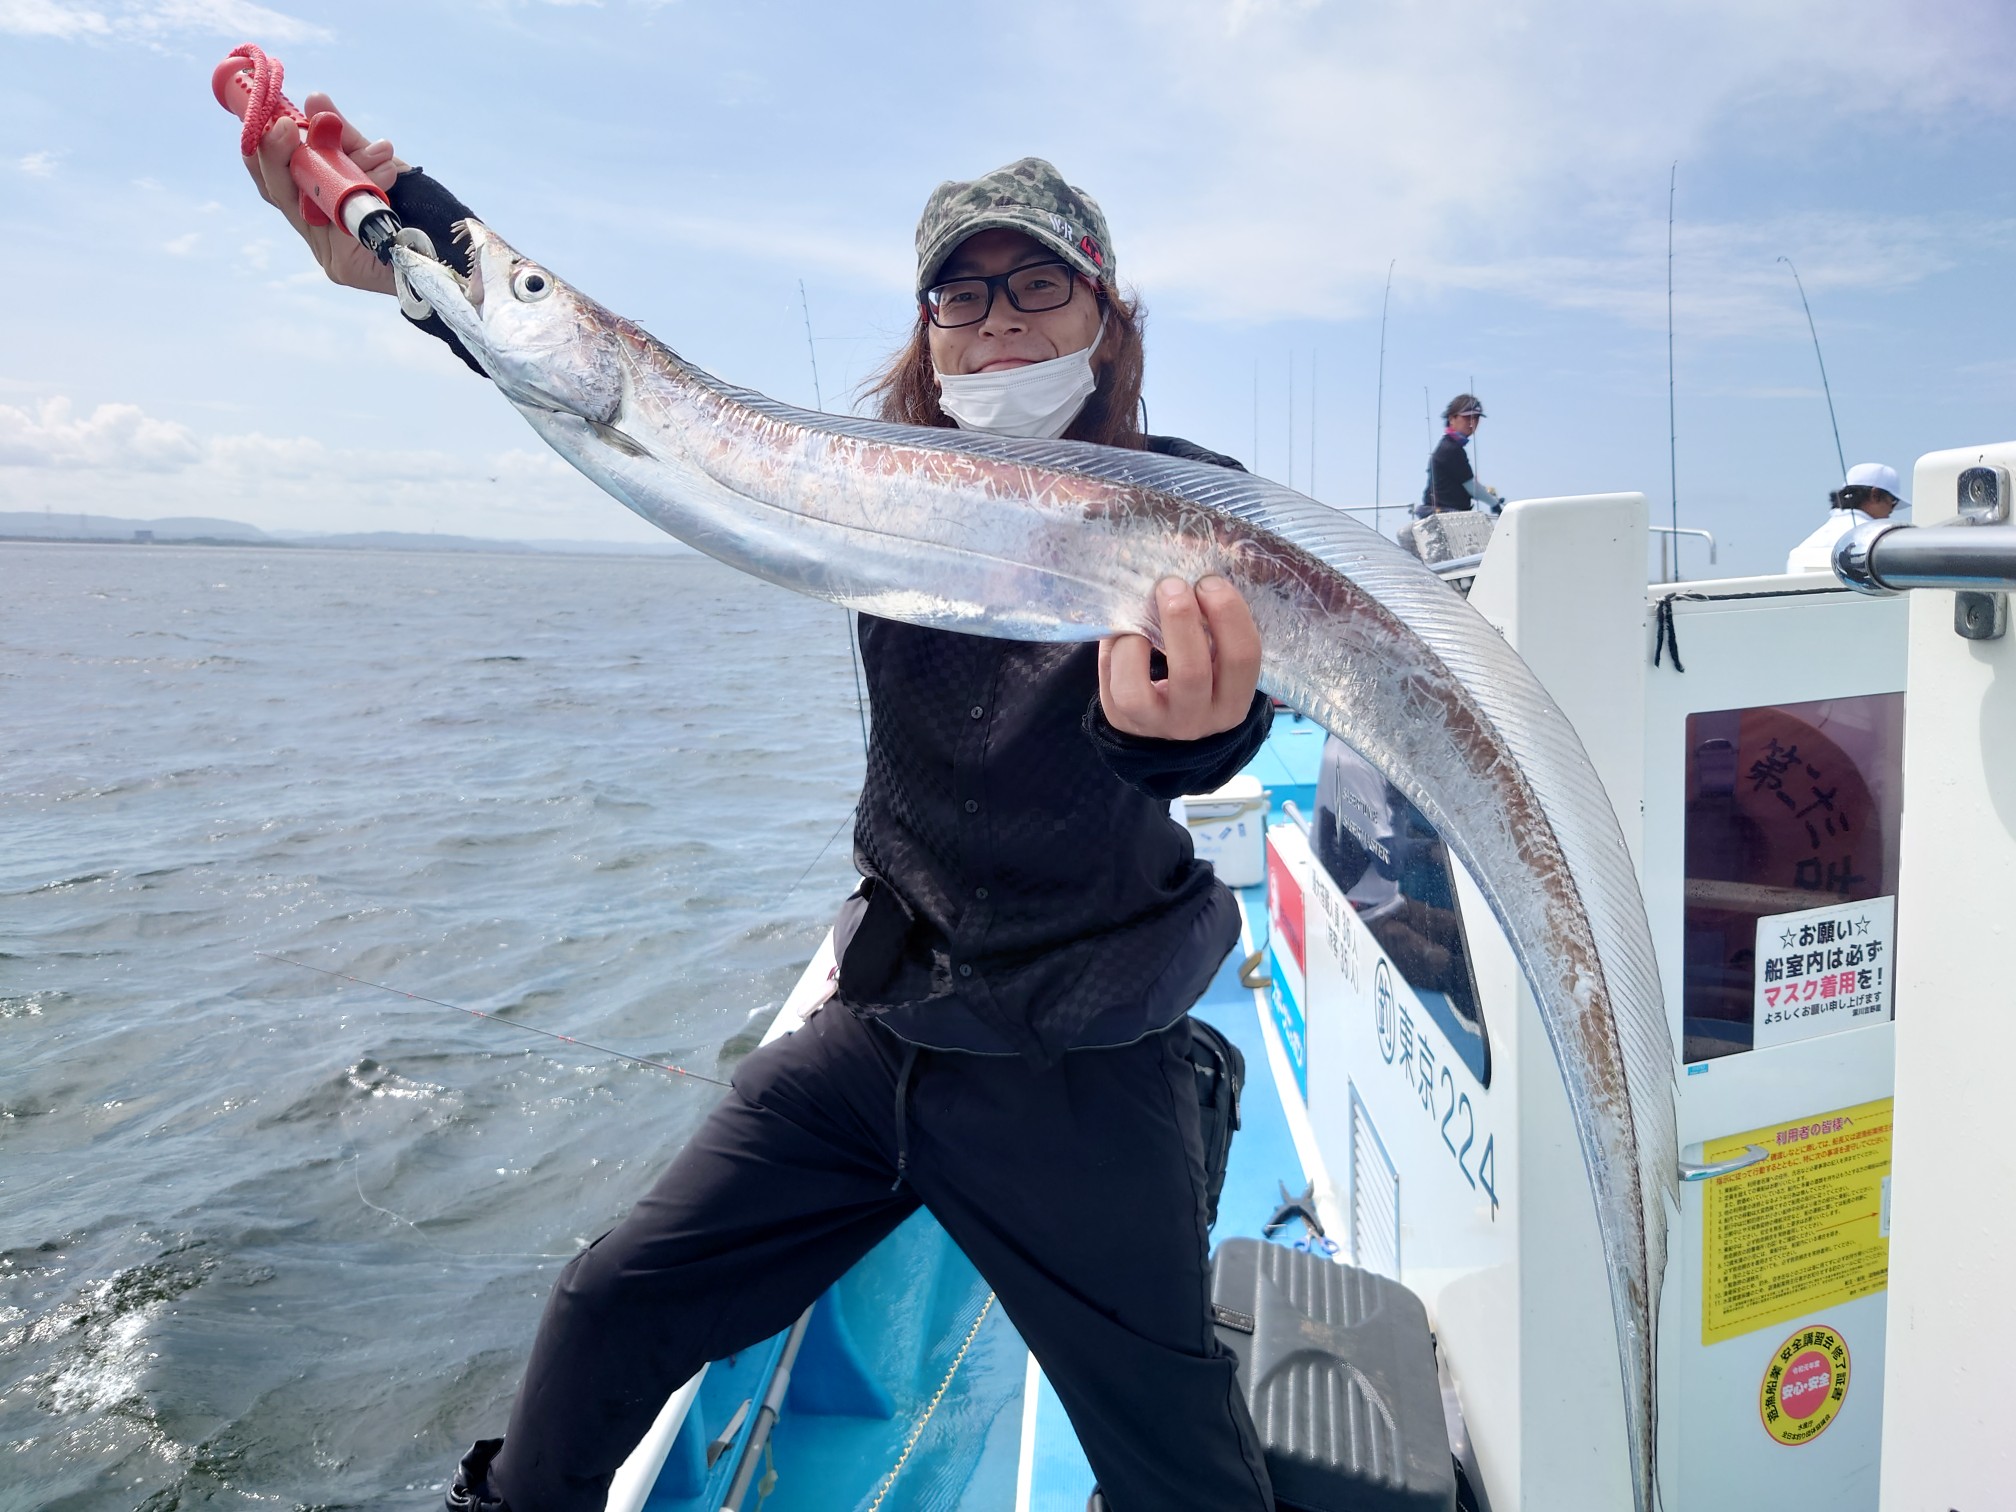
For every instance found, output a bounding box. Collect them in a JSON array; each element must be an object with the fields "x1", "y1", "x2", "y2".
[{"x1": 934, "y1": 314, "x2": 1105, "y2": 439}]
